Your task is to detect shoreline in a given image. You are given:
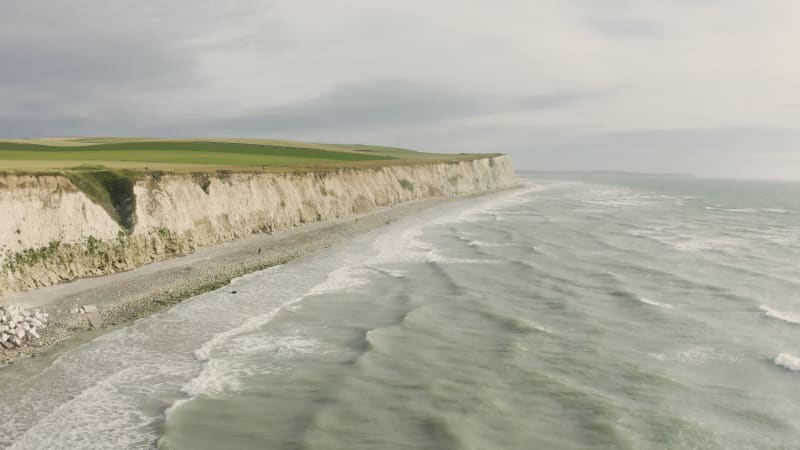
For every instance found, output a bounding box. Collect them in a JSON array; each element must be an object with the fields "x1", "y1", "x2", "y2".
[{"x1": 0, "y1": 189, "x2": 515, "y2": 366}]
